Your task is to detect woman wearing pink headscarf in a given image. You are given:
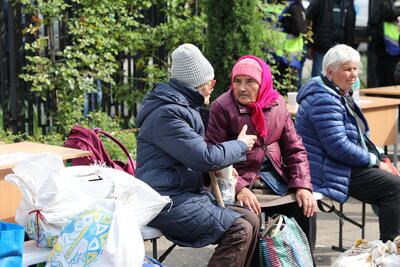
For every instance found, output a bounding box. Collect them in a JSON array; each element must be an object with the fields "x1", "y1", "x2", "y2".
[{"x1": 205, "y1": 55, "x2": 317, "y2": 243}]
